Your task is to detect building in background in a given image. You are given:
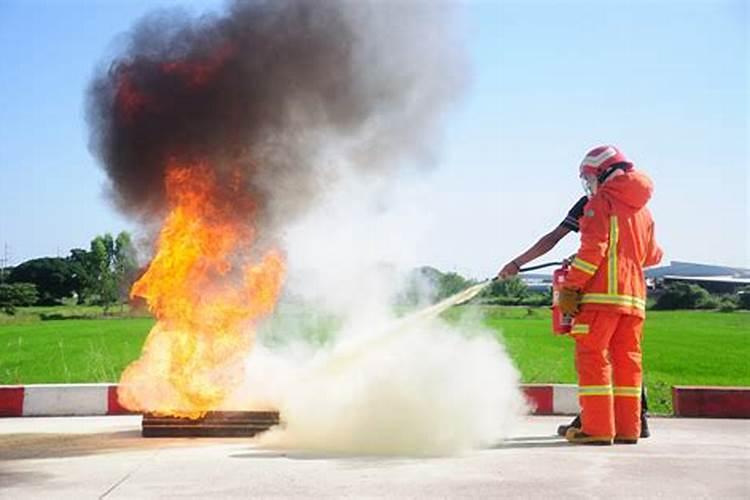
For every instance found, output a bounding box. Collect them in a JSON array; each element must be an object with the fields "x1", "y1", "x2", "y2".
[{"x1": 519, "y1": 261, "x2": 750, "y2": 295}]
